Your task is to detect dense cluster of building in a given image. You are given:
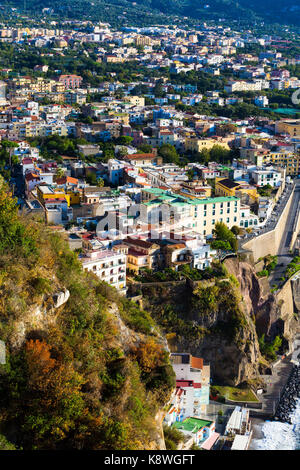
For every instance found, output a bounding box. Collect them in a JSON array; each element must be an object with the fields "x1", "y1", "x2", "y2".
[{"x1": 2, "y1": 17, "x2": 300, "y2": 450}]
